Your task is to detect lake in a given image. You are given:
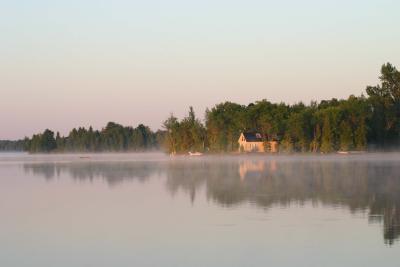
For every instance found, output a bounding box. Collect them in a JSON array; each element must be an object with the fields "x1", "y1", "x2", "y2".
[{"x1": 0, "y1": 152, "x2": 399, "y2": 267}]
